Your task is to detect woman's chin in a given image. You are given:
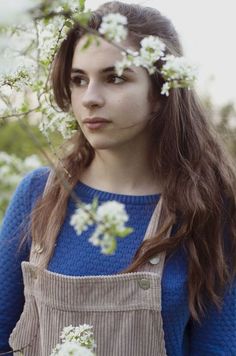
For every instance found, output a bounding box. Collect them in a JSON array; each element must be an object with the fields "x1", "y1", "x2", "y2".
[{"x1": 87, "y1": 140, "x2": 116, "y2": 151}]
